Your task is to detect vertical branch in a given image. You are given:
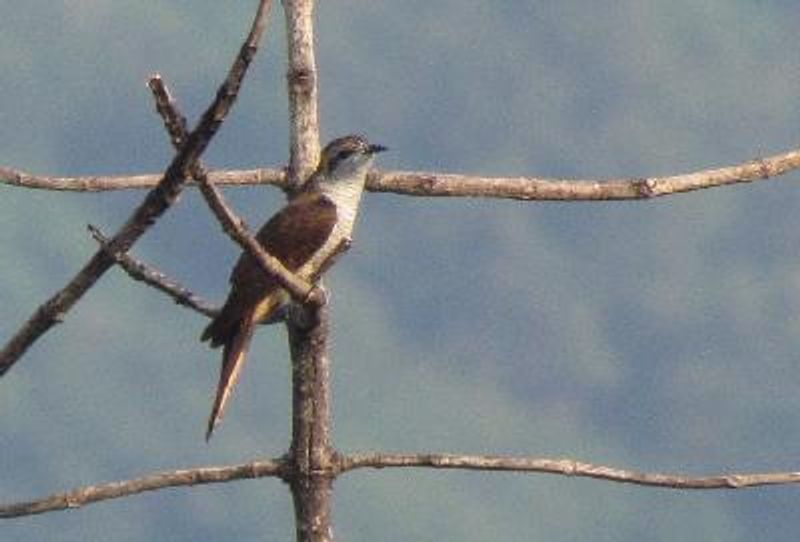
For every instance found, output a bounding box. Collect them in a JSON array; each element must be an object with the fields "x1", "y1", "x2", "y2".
[
  {"x1": 287, "y1": 303, "x2": 334, "y2": 542},
  {"x1": 290, "y1": 479, "x2": 334, "y2": 542},
  {"x1": 282, "y1": 1, "x2": 332, "y2": 541},
  {"x1": 284, "y1": 0, "x2": 321, "y2": 191},
  {"x1": 288, "y1": 301, "x2": 333, "y2": 469}
]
